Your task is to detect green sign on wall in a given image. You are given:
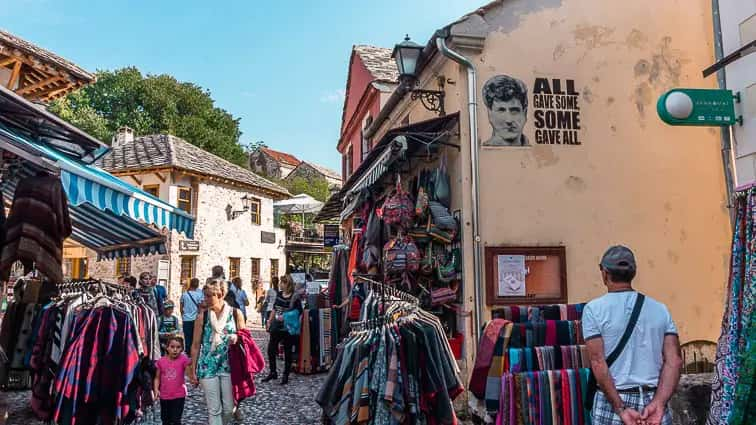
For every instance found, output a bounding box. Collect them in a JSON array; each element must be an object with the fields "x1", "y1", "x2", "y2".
[{"x1": 657, "y1": 88, "x2": 737, "y2": 126}]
